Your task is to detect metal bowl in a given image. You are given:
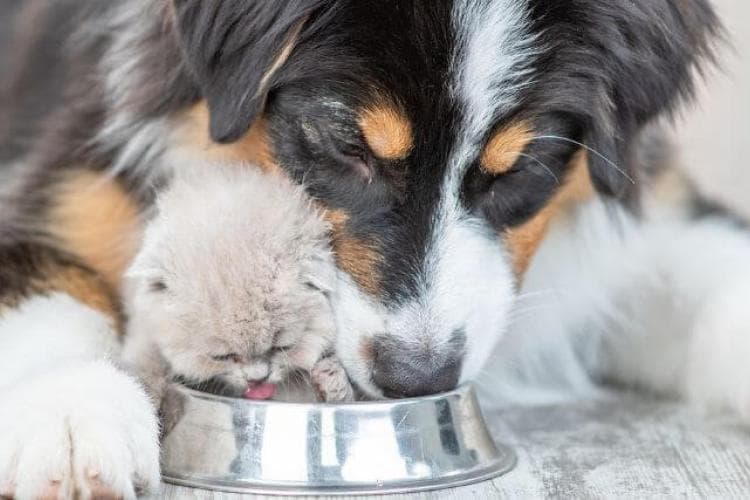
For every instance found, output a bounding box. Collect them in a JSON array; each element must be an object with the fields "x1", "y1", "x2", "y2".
[{"x1": 161, "y1": 384, "x2": 515, "y2": 496}]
